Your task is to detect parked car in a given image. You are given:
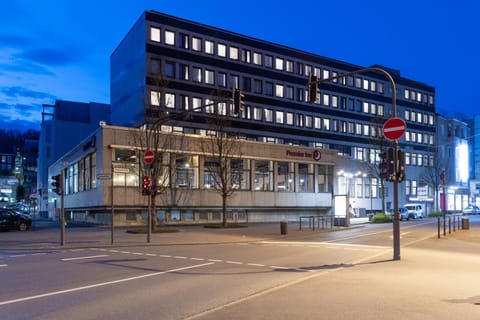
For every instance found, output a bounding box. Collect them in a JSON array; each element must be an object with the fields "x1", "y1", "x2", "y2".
[
  {"x1": 404, "y1": 204, "x2": 424, "y2": 219},
  {"x1": 397, "y1": 207, "x2": 411, "y2": 221},
  {"x1": 463, "y1": 205, "x2": 480, "y2": 215},
  {"x1": 0, "y1": 208, "x2": 32, "y2": 231}
]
